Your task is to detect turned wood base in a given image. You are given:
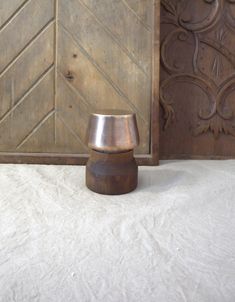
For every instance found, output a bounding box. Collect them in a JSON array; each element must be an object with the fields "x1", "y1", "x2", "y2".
[{"x1": 86, "y1": 150, "x2": 138, "y2": 195}]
